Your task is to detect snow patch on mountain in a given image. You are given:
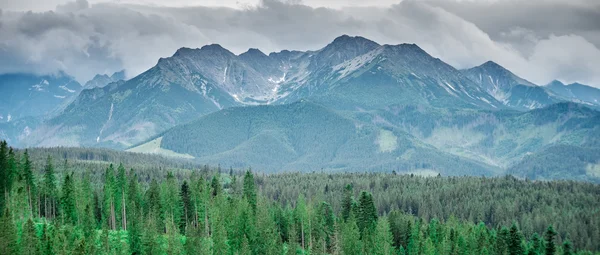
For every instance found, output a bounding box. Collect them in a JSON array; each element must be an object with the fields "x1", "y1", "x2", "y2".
[
  {"x1": 333, "y1": 49, "x2": 381, "y2": 79},
  {"x1": 97, "y1": 103, "x2": 114, "y2": 142},
  {"x1": 59, "y1": 85, "x2": 76, "y2": 93}
]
